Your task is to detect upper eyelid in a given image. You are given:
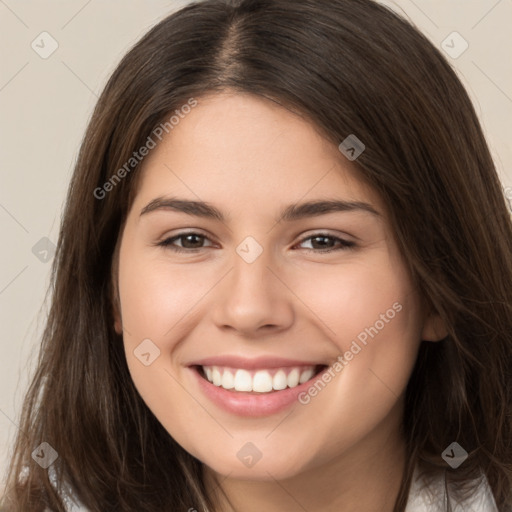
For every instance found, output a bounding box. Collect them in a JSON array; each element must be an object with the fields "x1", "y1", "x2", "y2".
[{"x1": 162, "y1": 230, "x2": 216, "y2": 244}]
